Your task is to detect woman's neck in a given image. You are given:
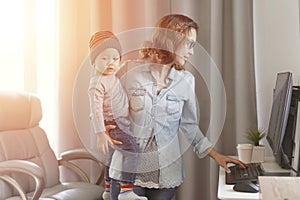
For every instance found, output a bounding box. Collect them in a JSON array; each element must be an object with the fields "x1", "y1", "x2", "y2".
[
  {"x1": 150, "y1": 63, "x2": 172, "y2": 80},
  {"x1": 150, "y1": 63, "x2": 172, "y2": 93}
]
